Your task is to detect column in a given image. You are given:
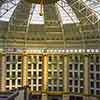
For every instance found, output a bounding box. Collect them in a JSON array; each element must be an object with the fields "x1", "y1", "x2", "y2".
[
  {"x1": 63, "y1": 55, "x2": 69, "y2": 100},
  {"x1": 42, "y1": 54, "x2": 48, "y2": 100},
  {"x1": 84, "y1": 55, "x2": 89, "y2": 96},
  {"x1": 0, "y1": 52, "x2": 1, "y2": 91},
  {"x1": 1, "y1": 53, "x2": 6, "y2": 91},
  {"x1": 22, "y1": 51, "x2": 28, "y2": 86}
]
